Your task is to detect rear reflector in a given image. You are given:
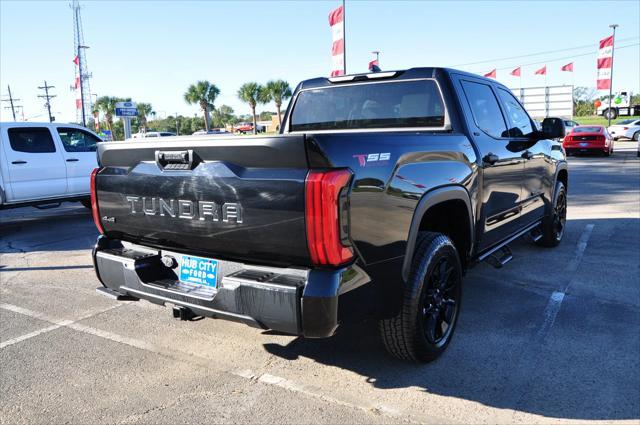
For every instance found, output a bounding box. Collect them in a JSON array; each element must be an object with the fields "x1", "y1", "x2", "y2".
[
  {"x1": 90, "y1": 168, "x2": 105, "y2": 234},
  {"x1": 305, "y1": 169, "x2": 353, "y2": 266}
]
